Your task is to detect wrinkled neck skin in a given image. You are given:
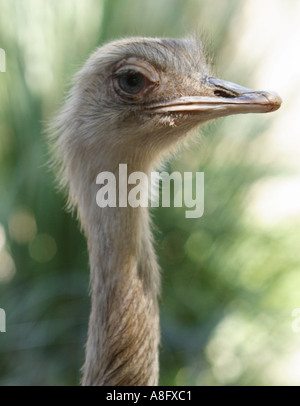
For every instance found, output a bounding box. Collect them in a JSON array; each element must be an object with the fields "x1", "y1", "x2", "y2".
[{"x1": 79, "y1": 154, "x2": 161, "y2": 386}]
